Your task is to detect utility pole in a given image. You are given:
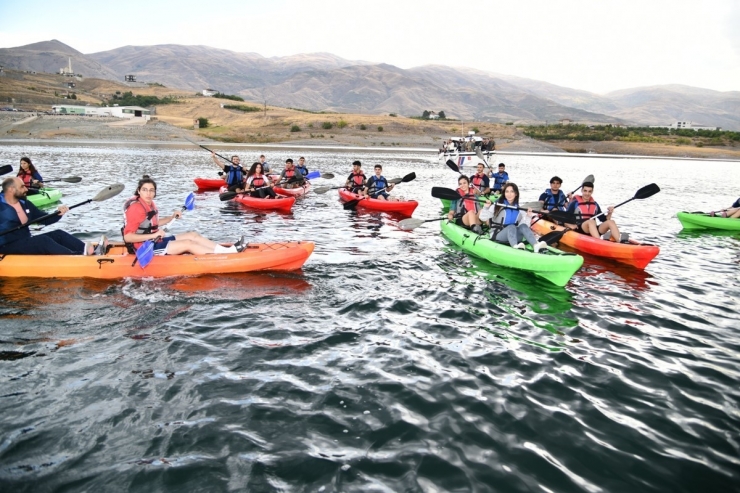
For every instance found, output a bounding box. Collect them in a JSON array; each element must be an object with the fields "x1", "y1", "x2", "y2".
[{"x1": 263, "y1": 100, "x2": 267, "y2": 118}]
